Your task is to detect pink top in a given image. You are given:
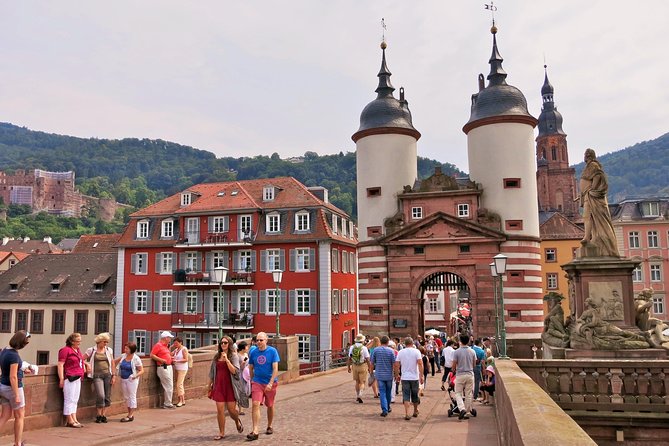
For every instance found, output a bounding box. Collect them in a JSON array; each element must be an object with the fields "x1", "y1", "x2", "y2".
[{"x1": 58, "y1": 346, "x2": 85, "y2": 378}]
